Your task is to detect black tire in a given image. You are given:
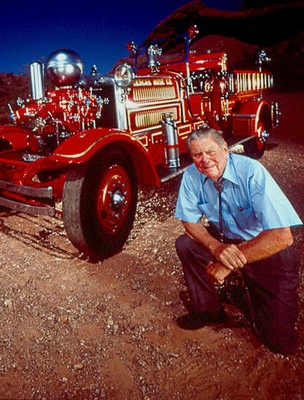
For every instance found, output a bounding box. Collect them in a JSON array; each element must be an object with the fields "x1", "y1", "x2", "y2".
[{"x1": 62, "y1": 148, "x2": 138, "y2": 260}]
